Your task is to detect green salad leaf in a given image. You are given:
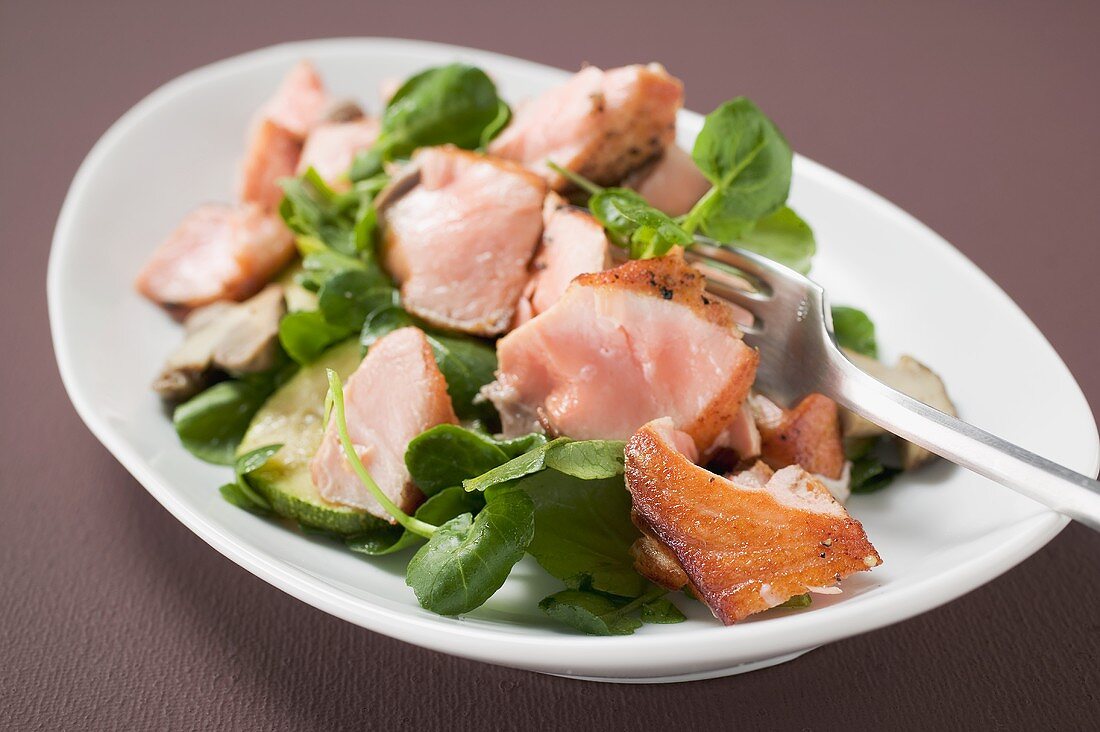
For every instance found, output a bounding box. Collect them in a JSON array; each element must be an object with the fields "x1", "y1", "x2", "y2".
[
  {"x1": 735, "y1": 205, "x2": 816, "y2": 274},
  {"x1": 778, "y1": 593, "x2": 812, "y2": 609},
  {"x1": 351, "y1": 64, "x2": 509, "y2": 180},
  {"x1": 278, "y1": 310, "x2": 355, "y2": 365},
  {"x1": 845, "y1": 434, "x2": 900, "y2": 494},
  {"x1": 640, "y1": 595, "x2": 688, "y2": 624},
  {"x1": 538, "y1": 590, "x2": 644, "y2": 636},
  {"x1": 849, "y1": 456, "x2": 901, "y2": 494},
  {"x1": 589, "y1": 188, "x2": 693, "y2": 259},
  {"x1": 405, "y1": 425, "x2": 512, "y2": 496},
  {"x1": 538, "y1": 585, "x2": 680, "y2": 636},
  {"x1": 684, "y1": 97, "x2": 792, "y2": 235},
  {"x1": 832, "y1": 305, "x2": 878, "y2": 358},
  {"x1": 512, "y1": 471, "x2": 646, "y2": 598},
  {"x1": 218, "y1": 444, "x2": 281, "y2": 514},
  {"x1": 345, "y1": 486, "x2": 484, "y2": 556},
  {"x1": 317, "y1": 271, "x2": 399, "y2": 330},
  {"x1": 543, "y1": 440, "x2": 627, "y2": 480},
  {"x1": 425, "y1": 333, "x2": 498, "y2": 422},
  {"x1": 462, "y1": 438, "x2": 625, "y2": 493},
  {"x1": 405, "y1": 488, "x2": 535, "y2": 615},
  {"x1": 173, "y1": 360, "x2": 295, "y2": 465}
]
